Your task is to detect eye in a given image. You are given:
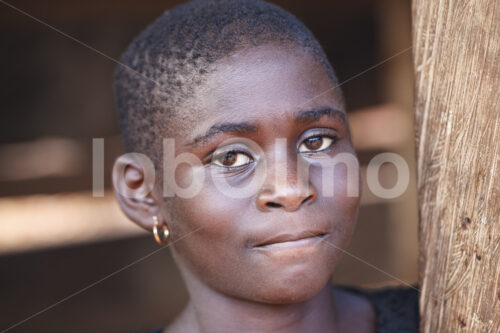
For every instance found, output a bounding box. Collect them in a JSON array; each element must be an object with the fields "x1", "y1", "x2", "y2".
[
  {"x1": 212, "y1": 151, "x2": 253, "y2": 168},
  {"x1": 298, "y1": 135, "x2": 335, "y2": 153}
]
